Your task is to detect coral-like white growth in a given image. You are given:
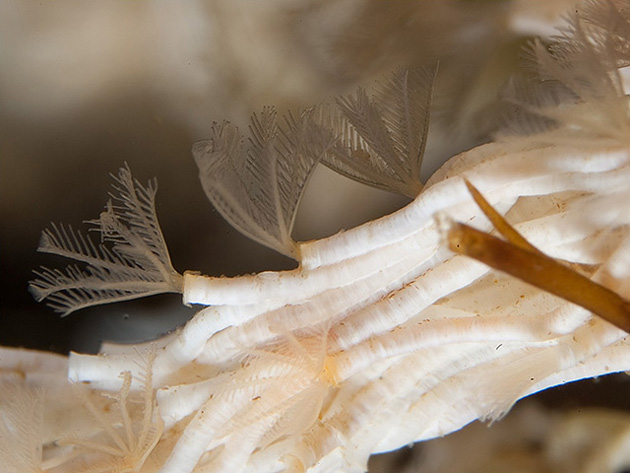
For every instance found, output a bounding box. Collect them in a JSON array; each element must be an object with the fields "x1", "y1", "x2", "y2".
[
  {"x1": 61, "y1": 355, "x2": 163, "y2": 473},
  {"x1": 4, "y1": 1, "x2": 630, "y2": 472},
  {"x1": 29, "y1": 166, "x2": 182, "y2": 316},
  {"x1": 62, "y1": 135, "x2": 630, "y2": 473}
]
